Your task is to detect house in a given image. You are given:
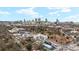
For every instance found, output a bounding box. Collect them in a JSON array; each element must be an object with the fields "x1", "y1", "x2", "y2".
[
  {"x1": 75, "y1": 37, "x2": 79, "y2": 43},
  {"x1": 21, "y1": 31, "x2": 33, "y2": 40},
  {"x1": 19, "y1": 31, "x2": 32, "y2": 37},
  {"x1": 70, "y1": 30, "x2": 79, "y2": 33},
  {"x1": 13, "y1": 31, "x2": 33, "y2": 40},
  {"x1": 33, "y1": 34, "x2": 48, "y2": 42},
  {"x1": 8, "y1": 27, "x2": 25, "y2": 33}
]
